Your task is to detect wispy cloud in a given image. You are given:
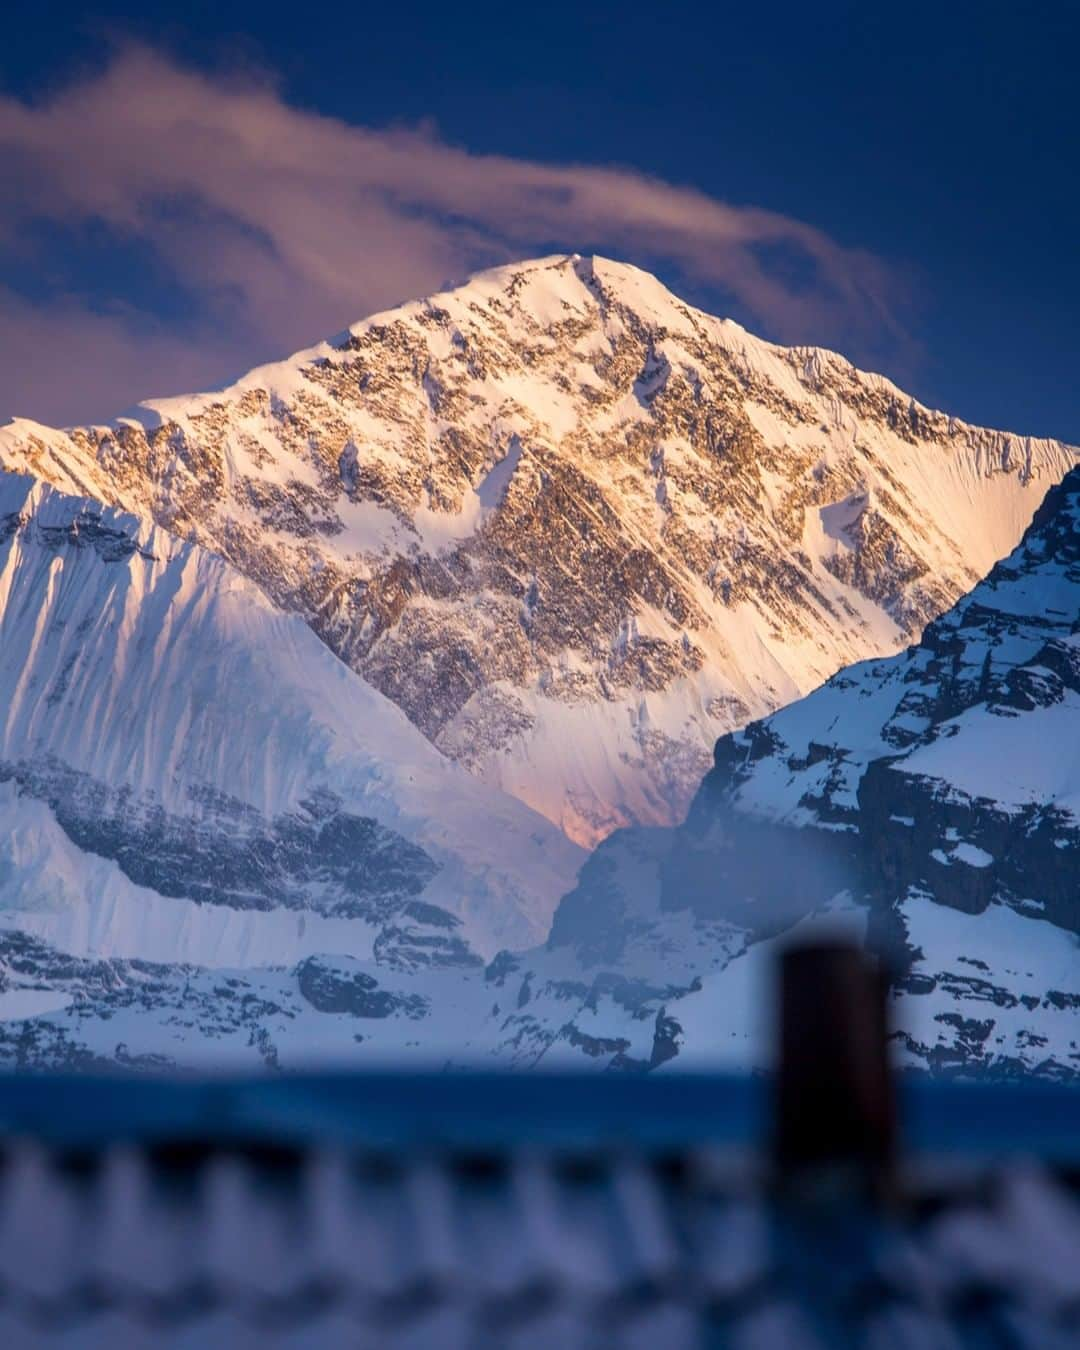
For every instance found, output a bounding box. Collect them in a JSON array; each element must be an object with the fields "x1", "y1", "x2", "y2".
[{"x1": 0, "y1": 45, "x2": 909, "y2": 425}]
